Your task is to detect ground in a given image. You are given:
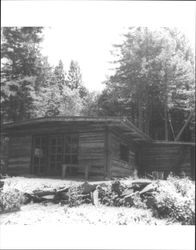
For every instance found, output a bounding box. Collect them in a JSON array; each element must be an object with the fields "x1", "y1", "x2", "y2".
[{"x1": 1, "y1": 203, "x2": 176, "y2": 226}]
